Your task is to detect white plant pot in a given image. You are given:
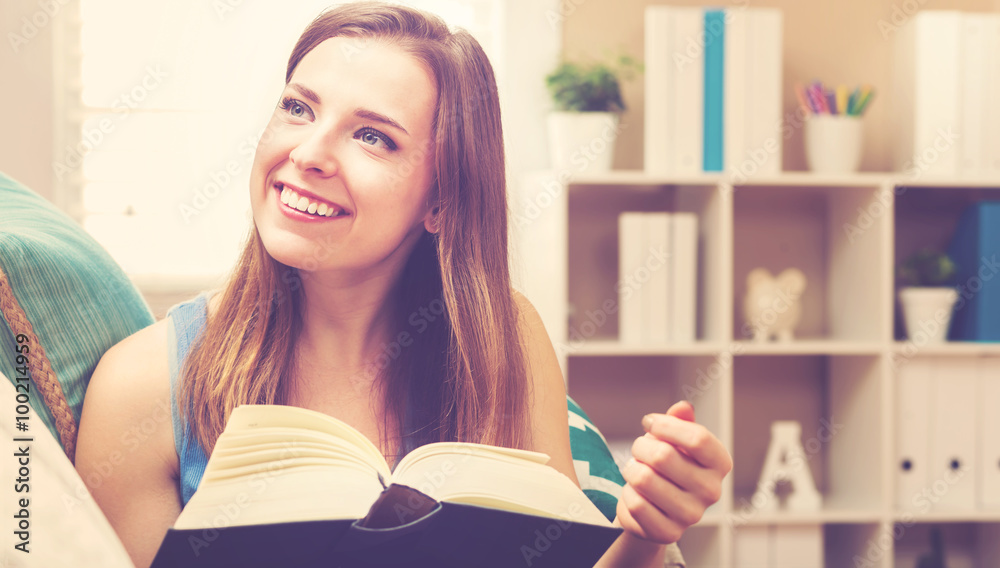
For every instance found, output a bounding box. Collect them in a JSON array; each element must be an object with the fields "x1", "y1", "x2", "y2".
[
  {"x1": 546, "y1": 111, "x2": 620, "y2": 174},
  {"x1": 899, "y1": 287, "x2": 959, "y2": 344}
]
